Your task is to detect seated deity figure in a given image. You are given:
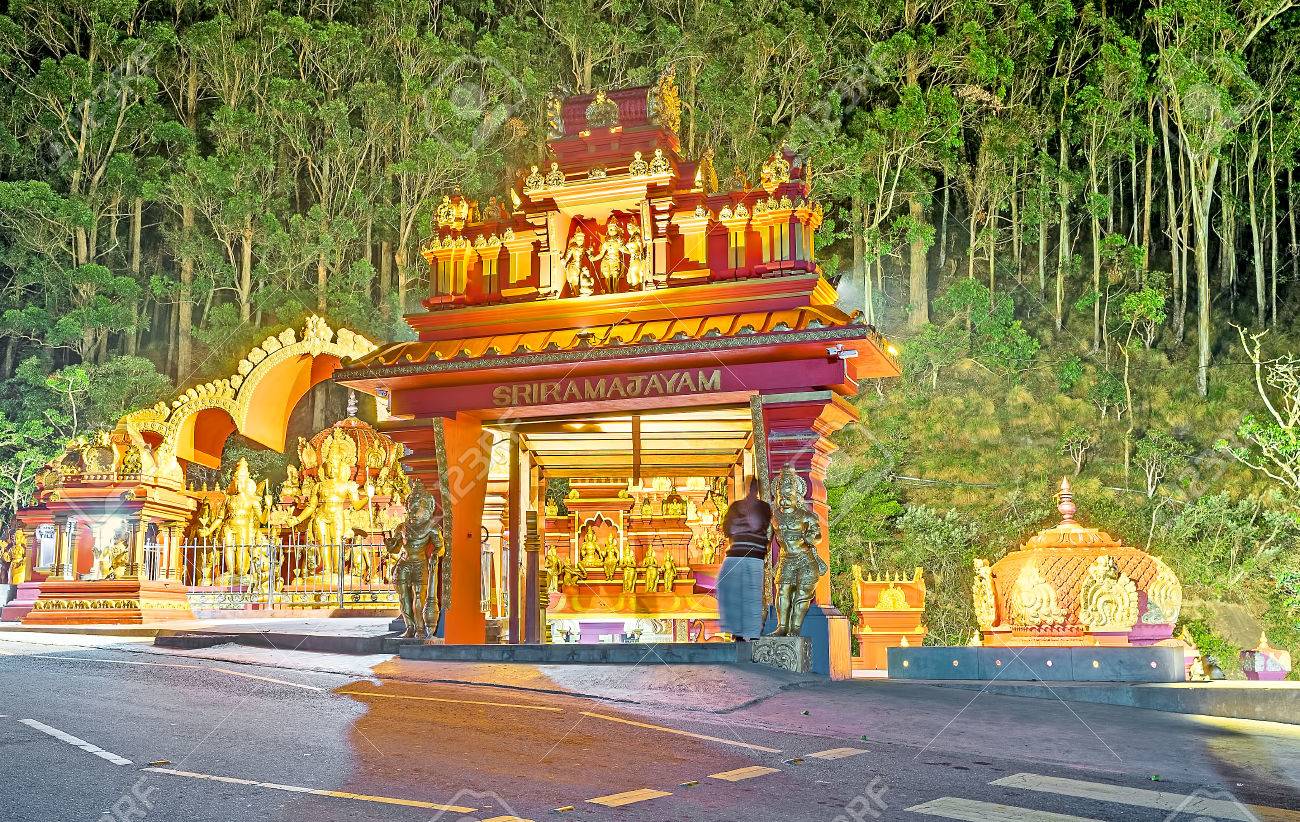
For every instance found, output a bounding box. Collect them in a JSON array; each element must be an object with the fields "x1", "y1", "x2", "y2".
[
  {"x1": 579, "y1": 529, "x2": 603, "y2": 566},
  {"x1": 771, "y1": 464, "x2": 827, "y2": 636}
]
